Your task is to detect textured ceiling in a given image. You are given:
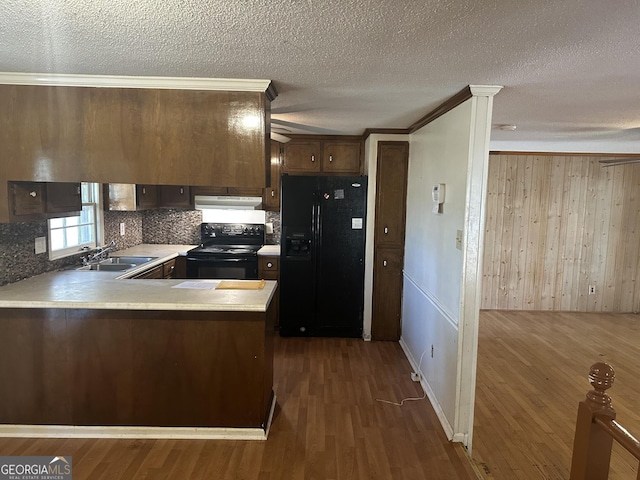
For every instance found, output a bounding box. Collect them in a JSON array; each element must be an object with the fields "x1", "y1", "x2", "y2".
[{"x1": 1, "y1": 0, "x2": 639, "y2": 152}]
